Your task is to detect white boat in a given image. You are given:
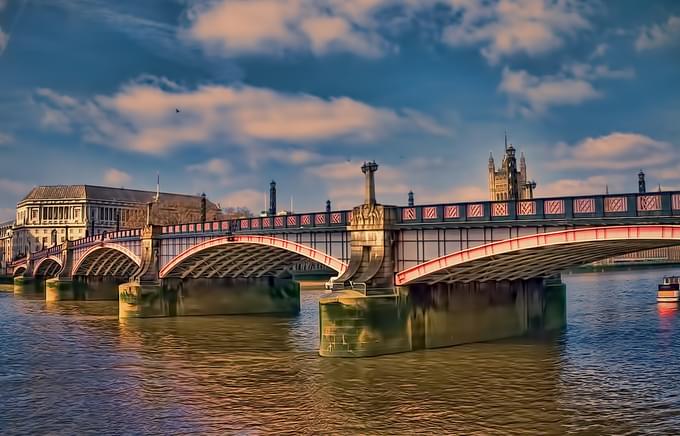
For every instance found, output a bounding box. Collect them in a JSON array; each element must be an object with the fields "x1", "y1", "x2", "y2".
[{"x1": 657, "y1": 276, "x2": 680, "y2": 303}]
